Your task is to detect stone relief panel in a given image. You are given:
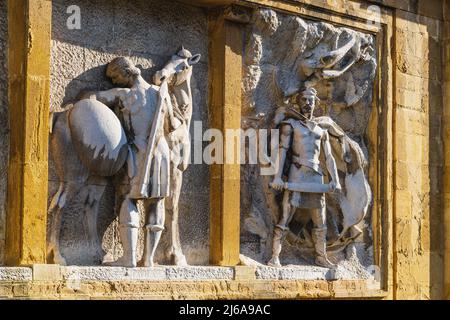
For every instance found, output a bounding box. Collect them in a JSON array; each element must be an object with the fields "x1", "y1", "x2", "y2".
[
  {"x1": 240, "y1": 9, "x2": 377, "y2": 274},
  {"x1": 48, "y1": 0, "x2": 209, "y2": 266}
]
